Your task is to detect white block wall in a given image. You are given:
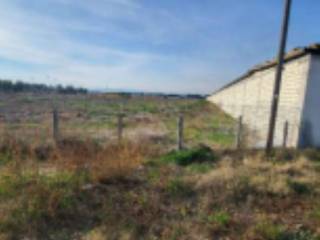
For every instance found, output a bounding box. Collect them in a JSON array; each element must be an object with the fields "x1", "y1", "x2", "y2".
[{"x1": 207, "y1": 55, "x2": 311, "y2": 148}]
